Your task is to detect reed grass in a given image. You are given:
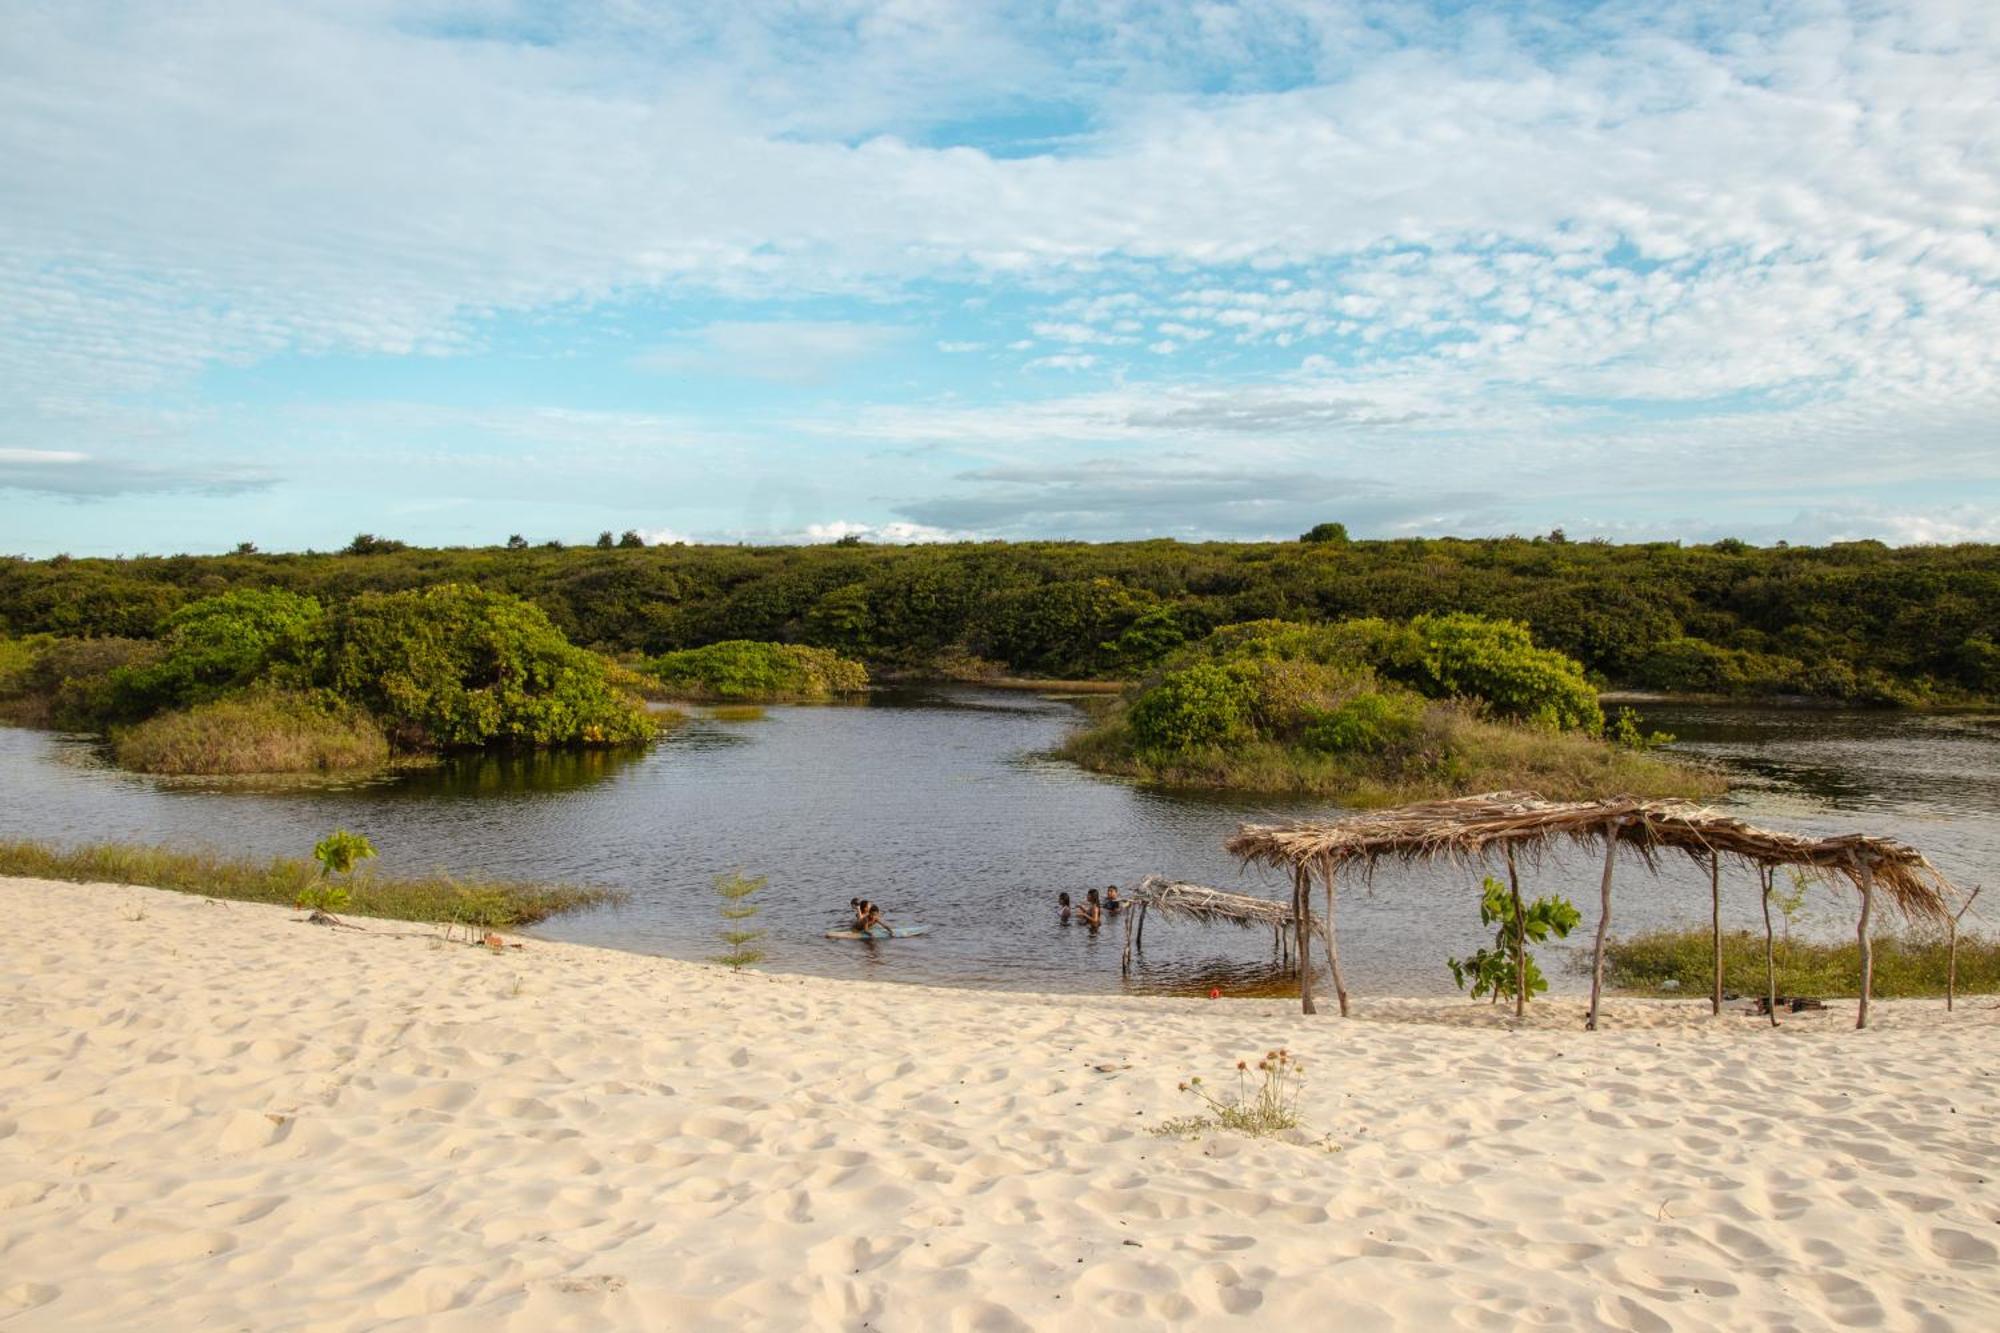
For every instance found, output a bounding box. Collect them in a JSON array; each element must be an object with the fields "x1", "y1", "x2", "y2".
[
  {"x1": 0, "y1": 839, "x2": 625, "y2": 927},
  {"x1": 112, "y1": 692, "x2": 389, "y2": 775},
  {"x1": 1059, "y1": 711, "x2": 1720, "y2": 807},
  {"x1": 1604, "y1": 927, "x2": 2000, "y2": 998}
]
